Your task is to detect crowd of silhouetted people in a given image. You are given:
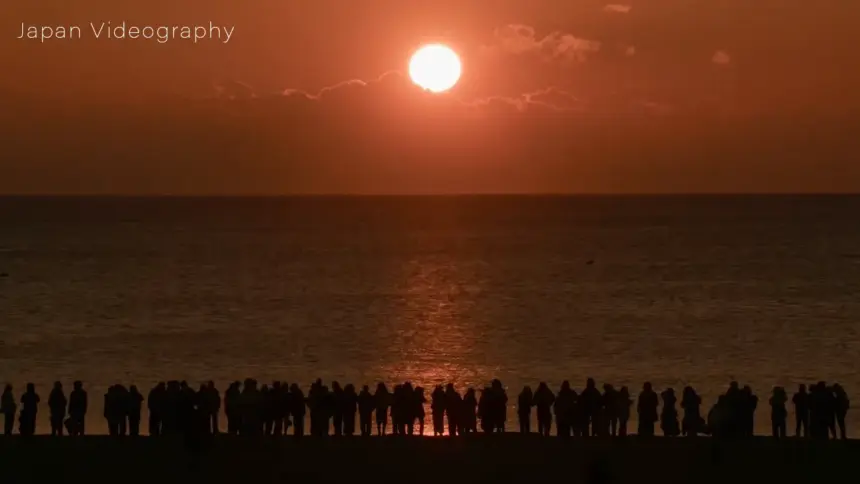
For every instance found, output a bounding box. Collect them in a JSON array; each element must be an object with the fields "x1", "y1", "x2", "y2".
[{"x1": 1, "y1": 378, "x2": 850, "y2": 440}]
